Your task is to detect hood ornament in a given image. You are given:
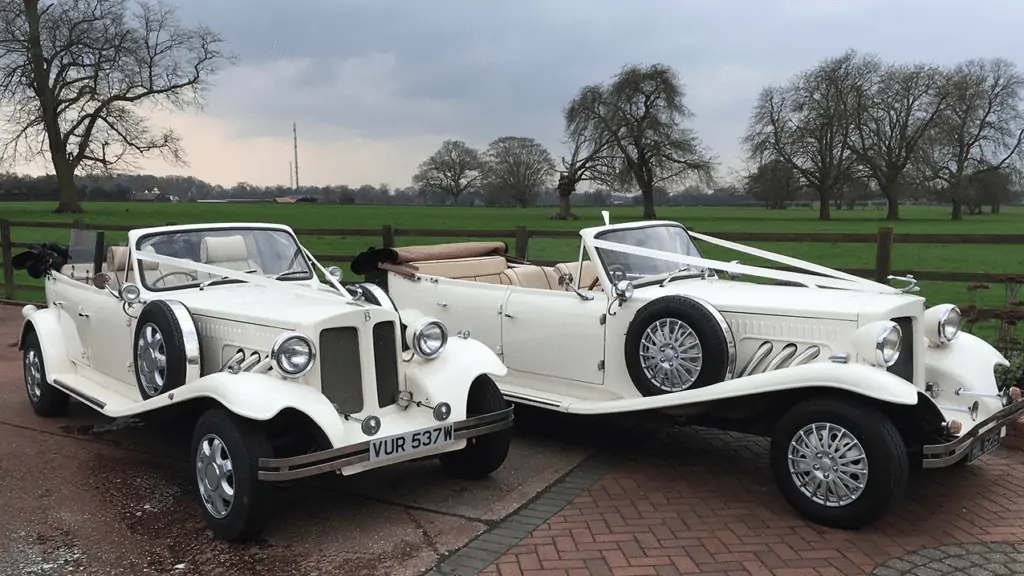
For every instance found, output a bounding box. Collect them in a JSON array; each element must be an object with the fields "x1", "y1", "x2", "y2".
[{"x1": 886, "y1": 274, "x2": 919, "y2": 293}]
